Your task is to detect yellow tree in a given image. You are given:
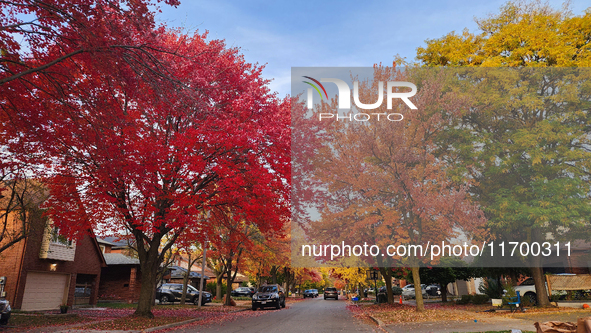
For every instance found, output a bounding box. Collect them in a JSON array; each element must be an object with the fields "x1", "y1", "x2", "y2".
[
  {"x1": 416, "y1": 1, "x2": 591, "y2": 307},
  {"x1": 417, "y1": 1, "x2": 591, "y2": 67}
]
